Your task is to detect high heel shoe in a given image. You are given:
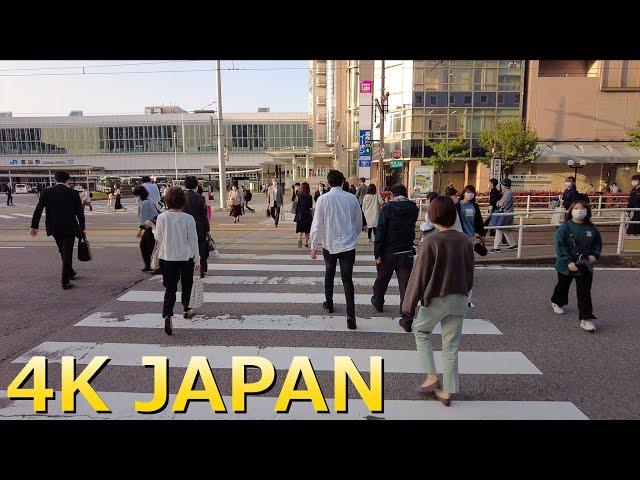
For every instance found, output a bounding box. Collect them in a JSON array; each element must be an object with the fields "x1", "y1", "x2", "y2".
[
  {"x1": 434, "y1": 390, "x2": 452, "y2": 407},
  {"x1": 164, "y1": 316, "x2": 173, "y2": 336},
  {"x1": 416, "y1": 380, "x2": 440, "y2": 395}
]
